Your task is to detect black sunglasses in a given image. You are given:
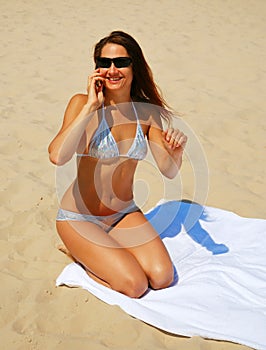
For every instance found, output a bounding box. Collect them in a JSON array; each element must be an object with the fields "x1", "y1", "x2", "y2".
[{"x1": 95, "y1": 57, "x2": 132, "y2": 69}]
